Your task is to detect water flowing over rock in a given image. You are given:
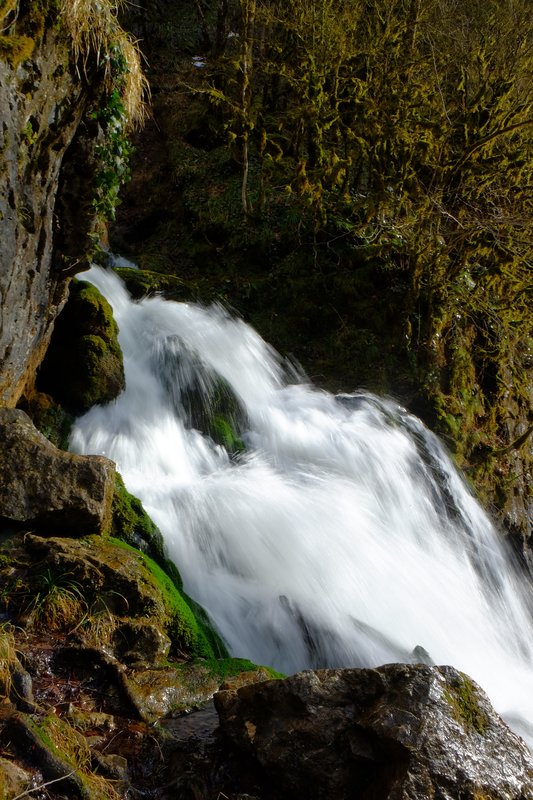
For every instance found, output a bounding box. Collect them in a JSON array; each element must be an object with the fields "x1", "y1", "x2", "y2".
[
  {"x1": 71, "y1": 266, "x2": 533, "y2": 747},
  {"x1": 0, "y1": 409, "x2": 114, "y2": 534},
  {"x1": 215, "y1": 664, "x2": 533, "y2": 800}
]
